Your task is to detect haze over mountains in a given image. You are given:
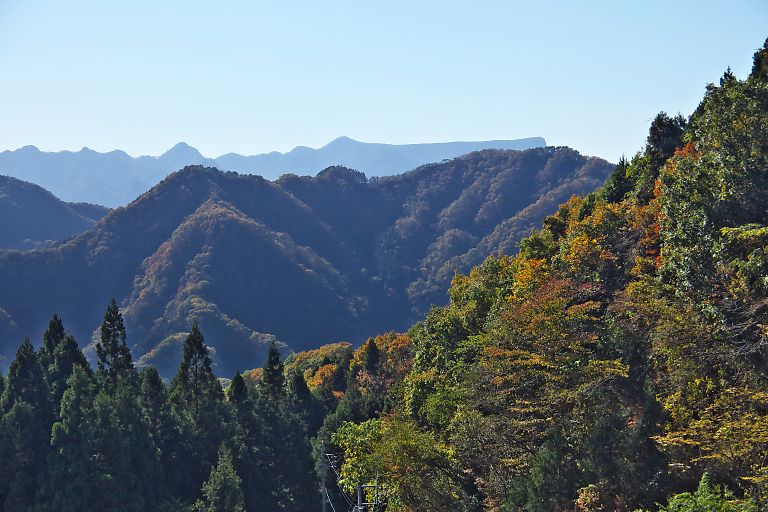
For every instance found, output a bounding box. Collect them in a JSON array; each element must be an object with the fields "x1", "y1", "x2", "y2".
[
  {"x1": 0, "y1": 136, "x2": 545, "y2": 207},
  {"x1": 0, "y1": 146, "x2": 610, "y2": 376}
]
